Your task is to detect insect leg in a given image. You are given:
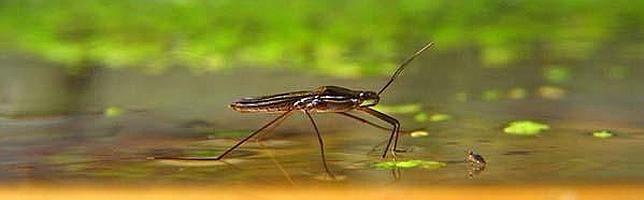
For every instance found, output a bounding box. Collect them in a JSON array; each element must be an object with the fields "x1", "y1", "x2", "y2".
[
  {"x1": 213, "y1": 110, "x2": 295, "y2": 160},
  {"x1": 358, "y1": 107, "x2": 400, "y2": 159},
  {"x1": 254, "y1": 111, "x2": 295, "y2": 142},
  {"x1": 337, "y1": 112, "x2": 421, "y2": 155},
  {"x1": 336, "y1": 112, "x2": 421, "y2": 134},
  {"x1": 304, "y1": 110, "x2": 335, "y2": 179},
  {"x1": 154, "y1": 110, "x2": 295, "y2": 161},
  {"x1": 336, "y1": 112, "x2": 392, "y2": 132}
]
